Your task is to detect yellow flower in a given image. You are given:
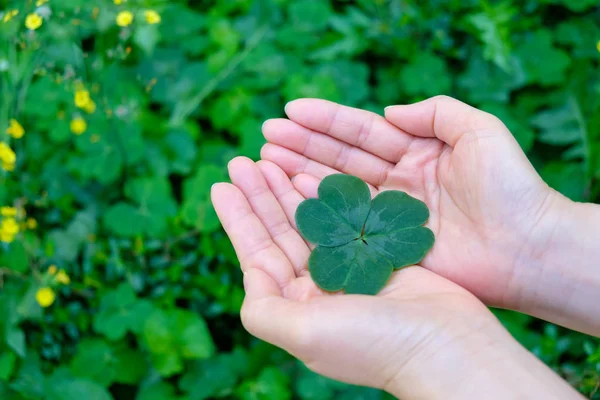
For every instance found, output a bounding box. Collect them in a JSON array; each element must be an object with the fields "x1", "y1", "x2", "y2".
[
  {"x1": 70, "y1": 118, "x2": 87, "y2": 135},
  {"x1": 26, "y1": 218, "x2": 37, "y2": 229},
  {"x1": 597, "y1": 40, "x2": 600, "y2": 53},
  {"x1": 56, "y1": 270, "x2": 70, "y2": 285},
  {"x1": 6, "y1": 119, "x2": 25, "y2": 139},
  {"x1": 144, "y1": 10, "x2": 161, "y2": 24},
  {"x1": 0, "y1": 143, "x2": 16, "y2": 171},
  {"x1": 36, "y1": 0, "x2": 49, "y2": 6},
  {"x1": 83, "y1": 100, "x2": 97, "y2": 114},
  {"x1": 1, "y1": 218, "x2": 19, "y2": 235},
  {"x1": 1, "y1": 207, "x2": 17, "y2": 217},
  {"x1": 48, "y1": 265, "x2": 57, "y2": 275},
  {"x1": 116, "y1": 11, "x2": 133, "y2": 27},
  {"x1": 0, "y1": 232, "x2": 13, "y2": 243},
  {"x1": 36, "y1": 287, "x2": 55, "y2": 308},
  {"x1": 25, "y1": 13, "x2": 43, "y2": 30},
  {"x1": 0, "y1": 217, "x2": 19, "y2": 242},
  {"x1": 114, "y1": 0, "x2": 126, "y2": 4},
  {"x1": 74, "y1": 89, "x2": 91, "y2": 108},
  {"x1": 2, "y1": 9, "x2": 18, "y2": 23}
]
